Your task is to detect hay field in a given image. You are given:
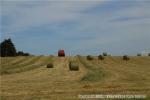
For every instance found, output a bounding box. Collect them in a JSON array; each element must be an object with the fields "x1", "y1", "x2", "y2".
[{"x1": 0, "y1": 56, "x2": 150, "y2": 100}]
